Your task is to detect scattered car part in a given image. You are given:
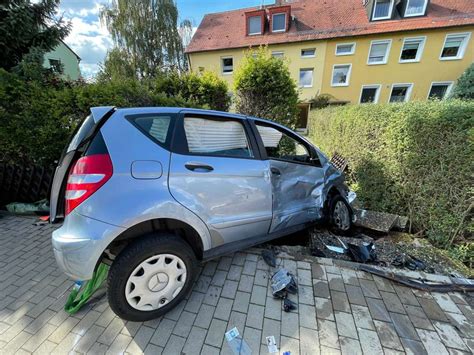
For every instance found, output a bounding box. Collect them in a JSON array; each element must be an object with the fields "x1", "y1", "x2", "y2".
[
  {"x1": 358, "y1": 265, "x2": 474, "y2": 293},
  {"x1": 347, "y1": 243, "x2": 377, "y2": 263},
  {"x1": 262, "y1": 249, "x2": 277, "y2": 267},
  {"x1": 271, "y1": 269, "x2": 298, "y2": 298},
  {"x1": 354, "y1": 209, "x2": 408, "y2": 232},
  {"x1": 283, "y1": 298, "x2": 298, "y2": 312},
  {"x1": 392, "y1": 253, "x2": 433, "y2": 272}
]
